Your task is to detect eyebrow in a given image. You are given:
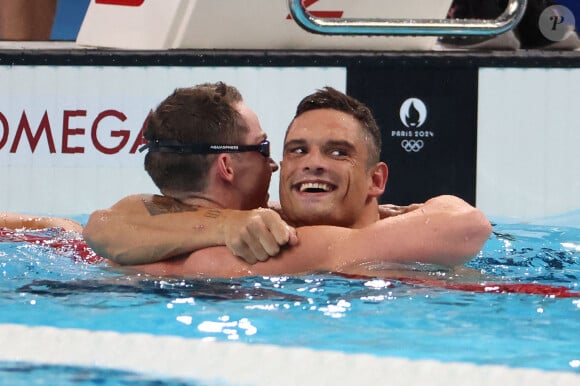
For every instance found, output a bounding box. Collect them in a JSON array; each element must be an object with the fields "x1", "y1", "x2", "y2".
[
  {"x1": 325, "y1": 140, "x2": 356, "y2": 152},
  {"x1": 283, "y1": 139, "x2": 307, "y2": 150},
  {"x1": 284, "y1": 139, "x2": 357, "y2": 152}
]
